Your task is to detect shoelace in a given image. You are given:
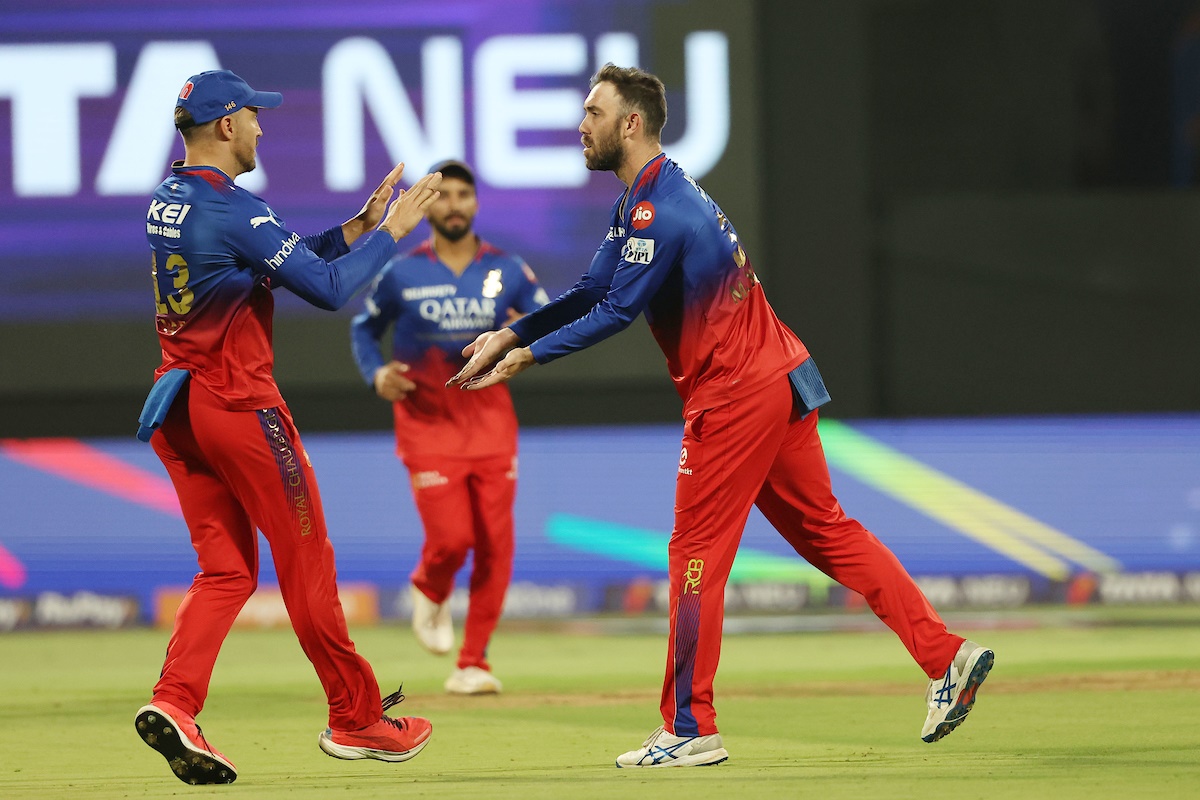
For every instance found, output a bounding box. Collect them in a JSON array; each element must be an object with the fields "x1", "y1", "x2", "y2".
[
  {"x1": 641, "y1": 726, "x2": 666, "y2": 747},
  {"x1": 381, "y1": 685, "x2": 409, "y2": 731},
  {"x1": 194, "y1": 723, "x2": 213, "y2": 751},
  {"x1": 382, "y1": 716, "x2": 409, "y2": 732},
  {"x1": 381, "y1": 685, "x2": 406, "y2": 712}
]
